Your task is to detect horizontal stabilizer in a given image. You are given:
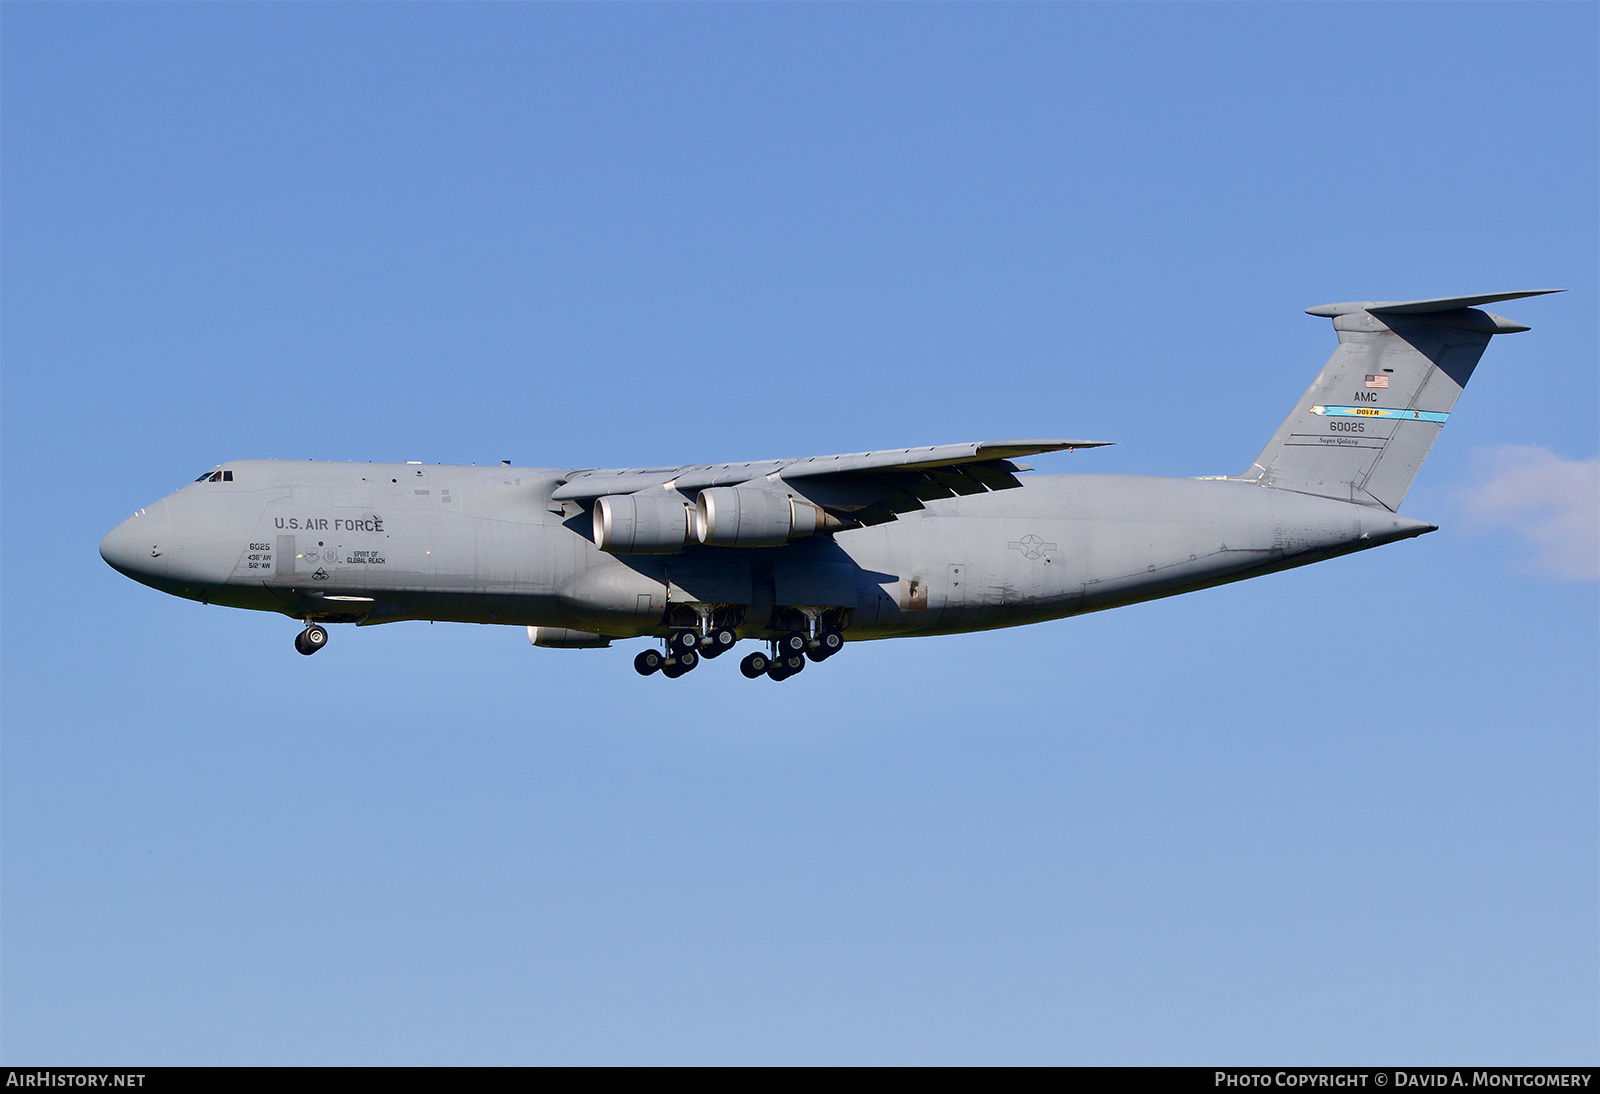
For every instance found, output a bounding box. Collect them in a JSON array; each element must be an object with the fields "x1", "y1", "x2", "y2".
[{"x1": 1306, "y1": 290, "x2": 1563, "y2": 318}]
